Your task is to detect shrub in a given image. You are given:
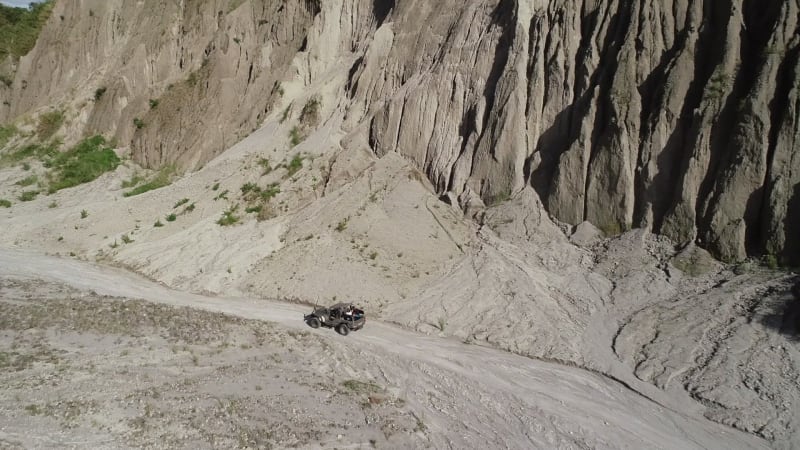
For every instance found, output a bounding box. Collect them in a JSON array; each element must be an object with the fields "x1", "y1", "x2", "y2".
[
  {"x1": 240, "y1": 182, "x2": 259, "y2": 195},
  {"x1": 369, "y1": 251, "x2": 378, "y2": 260},
  {"x1": 707, "y1": 73, "x2": 730, "y2": 100},
  {"x1": 36, "y1": 110, "x2": 65, "y2": 140},
  {"x1": 215, "y1": 189, "x2": 229, "y2": 201},
  {"x1": 149, "y1": 99, "x2": 159, "y2": 109},
  {"x1": 341, "y1": 380, "x2": 382, "y2": 394},
  {"x1": 121, "y1": 234, "x2": 133, "y2": 244},
  {"x1": 257, "y1": 203, "x2": 275, "y2": 222},
  {"x1": 123, "y1": 165, "x2": 174, "y2": 197},
  {"x1": 211, "y1": 182, "x2": 220, "y2": 191},
  {"x1": 94, "y1": 87, "x2": 107, "y2": 101},
  {"x1": 133, "y1": 118, "x2": 145, "y2": 129},
  {"x1": 19, "y1": 190, "x2": 38, "y2": 201},
  {"x1": 217, "y1": 205, "x2": 240, "y2": 226},
  {"x1": 286, "y1": 154, "x2": 303, "y2": 176},
  {"x1": 187, "y1": 71, "x2": 199, "y2": 87},
  {"x1": 487, "y1": 190, "x2": 511, "y2": 206},
  {"x1": 0, "y1": 199, "x2": 10, "y2": 208},
  {"x1": 289, "y1": 126, "x2": 302, "y2": 147},
  {"x1": 154, "y1": 220, "x2": 163, "y2": 227},
  {"x1": 183, "y1": 203, "x2": 196, "y2": 213},
  {"x1": 260, "y1": 183, "x2": 280, "y2": 201},
  {"x1": 245, "y1": 205, "x2": 262, "y2": 214},
  {"x1": 335, "y1": 217, "x2": 349, "y2": 232},
  {"x1": 173, "y1": 198, "x2": 189, "y2": 208},
  {"x1": 299, "y1": 96, "x2": 320, "y2": 127},
  {"x1": 80, "y1": 209, "x2": 88, "y2": 219},
  {"x1": 259, "y1": 157, "x2": 272, "y2": 175},
  {"x1": 165, "y1": 213, "x2": 177, "y2": 222},
  {"x1": 765, "y1": 254, "x2": 779, "y2": 270}
]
